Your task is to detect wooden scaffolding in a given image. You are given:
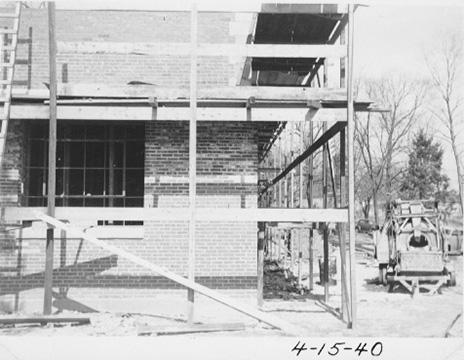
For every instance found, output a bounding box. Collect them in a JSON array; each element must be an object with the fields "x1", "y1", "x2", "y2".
[{"x1": 1, "y1": 2, "x2": 368, "y2": 329}]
